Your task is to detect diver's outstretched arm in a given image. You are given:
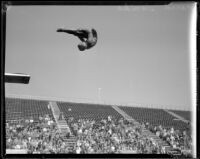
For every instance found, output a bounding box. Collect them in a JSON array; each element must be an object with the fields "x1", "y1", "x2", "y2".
[
  {"x1": 57, "y1": 28, "x2": 90, "y2": 38},
  {"x1": 57, "y1": 28, "x2": 79, "y2": 36}
]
